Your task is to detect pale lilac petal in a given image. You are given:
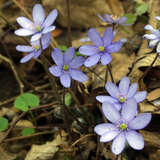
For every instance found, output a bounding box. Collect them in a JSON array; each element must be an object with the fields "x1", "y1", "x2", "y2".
[
  {"x1": 41, "y1": 33, "x2": 51, "y2": 50},
  {"x1": 126, "y1": 131, "x2": 144, "y2": 150},
  {"x1": 155, "y1": 16, "x2": 160, "y2": 21},
  {"x1": 156, "y1": 42, "x2": 160, "y2": 53},
  {"x1": 104, "y1": 14, "x2": 114, "y2": 23},
  {"x1": 79, "y1": 45, "x2": 99, "y2": 56},
  {"x1": 117, "y1": 17, "x2": 127, "y2": 25},
  {"x1": 149, "y1": 39, "x2": 159, "y2": 48},
  {"x1": 144, "y1": 24, "x2": 154, "y2": 31},
  {"x1": 113, "y1": 103, "x2": 122, "y2": 111},
  {"x1": 49, "y1": 66, "x2": 62, "y2": 77},
  {"x1": 60, "y1": 73, "x2": 71, "y2": 88},
  {"x1": 32, "y1": 4, "x2": 45, "y2": 25},
  {"x1": 88, "y1": 28, "x2": 103, "y2": 47},
  {"x1": 94, "y1": 123, "x2": 117, "y2": 136},
  {"x1": 105, "y1": 82, "x2": 120, "y2": 98},
  {"x1": 84, "y1": 54, "x2": 100, "y2": 67},
  {"x1": 64, "y1": 47, "x2": 75, "y2": 64},
  {"x1": 102, "y1": 102, "x2": 120, "y2": 123},
  {"x1": 30, "y1": 33, "x2": 42, "y2": 42},
  {"x1": 103, "y1": 27, "x2": 113, "y2": 46},
  {"x1": 43, "y1": 9, "x2": 58, "y2": 27},
  {"x1": 16, "y1": 17, "x2": 35, "y2": 30},
  {"x1": 42, "y1": 26, "x2": 56, "y2": 34},
  {"x1": 143, "y1": 34, "x2": 157, "y2": 40},
  {"x1": 96, "y1": 96, "x2": 118, "y2": 104},
  {"x1": 70, "y1": 69, "x2": 88, "y2": 82},
  {"x1": 129, "y1": 113, "x2": 151, "y2": 130},
  {"x1": 121, "y1": 99, "x2": 137, "y2": 122},
  {"x1": 15, "y1": 28, "x2": 34, "y2": 36},
  {"x1": 119, "y1": 77, "x2": 130, "y2": 95},
  {"x1": 134, "y1": 91, "x2": 147, "y2": 103},
  {"x1": 20, "y1": 52, "x2": 34, "y2": 63},
  {"x1": 107, "y1": 41, "x2": 122, "y2": 53},
  {"x1": 97, "y1": 14, "x2": 107, "y2": 22},
  {"x1": 101, "y1": 53, "x2": 112, "y2": 65},
  {"x1": 51, "y1": 48, "x2": 63, "y2": 66},
  {"x1": 16, "y1": 45, "x2": 34, "y2": 52},
  {"x1": 69, "y1": 56, "x2": 85, "y2": 68},
  {"x1": 127, "y1": 83, "x2": 138, "y2": 98},
  {"x1": 100, "y1": 130, "x2": 120, "y2": 142},
  {"x1": 34, "y1": 49, "x2": 42, "y2": 58},
  {"x1": 112, "y1": 132, "x2": 126, "y2": 155},
  {"x1": 31, "y1": 39, "x2": 40, "y2": 47}
]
